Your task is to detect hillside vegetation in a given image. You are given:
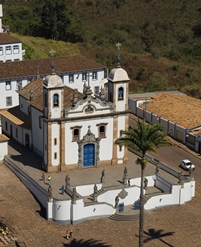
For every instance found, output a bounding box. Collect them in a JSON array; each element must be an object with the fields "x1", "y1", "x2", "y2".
[{"x1": 4, "y1": 0, "x2": 201, "y2": 98}]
